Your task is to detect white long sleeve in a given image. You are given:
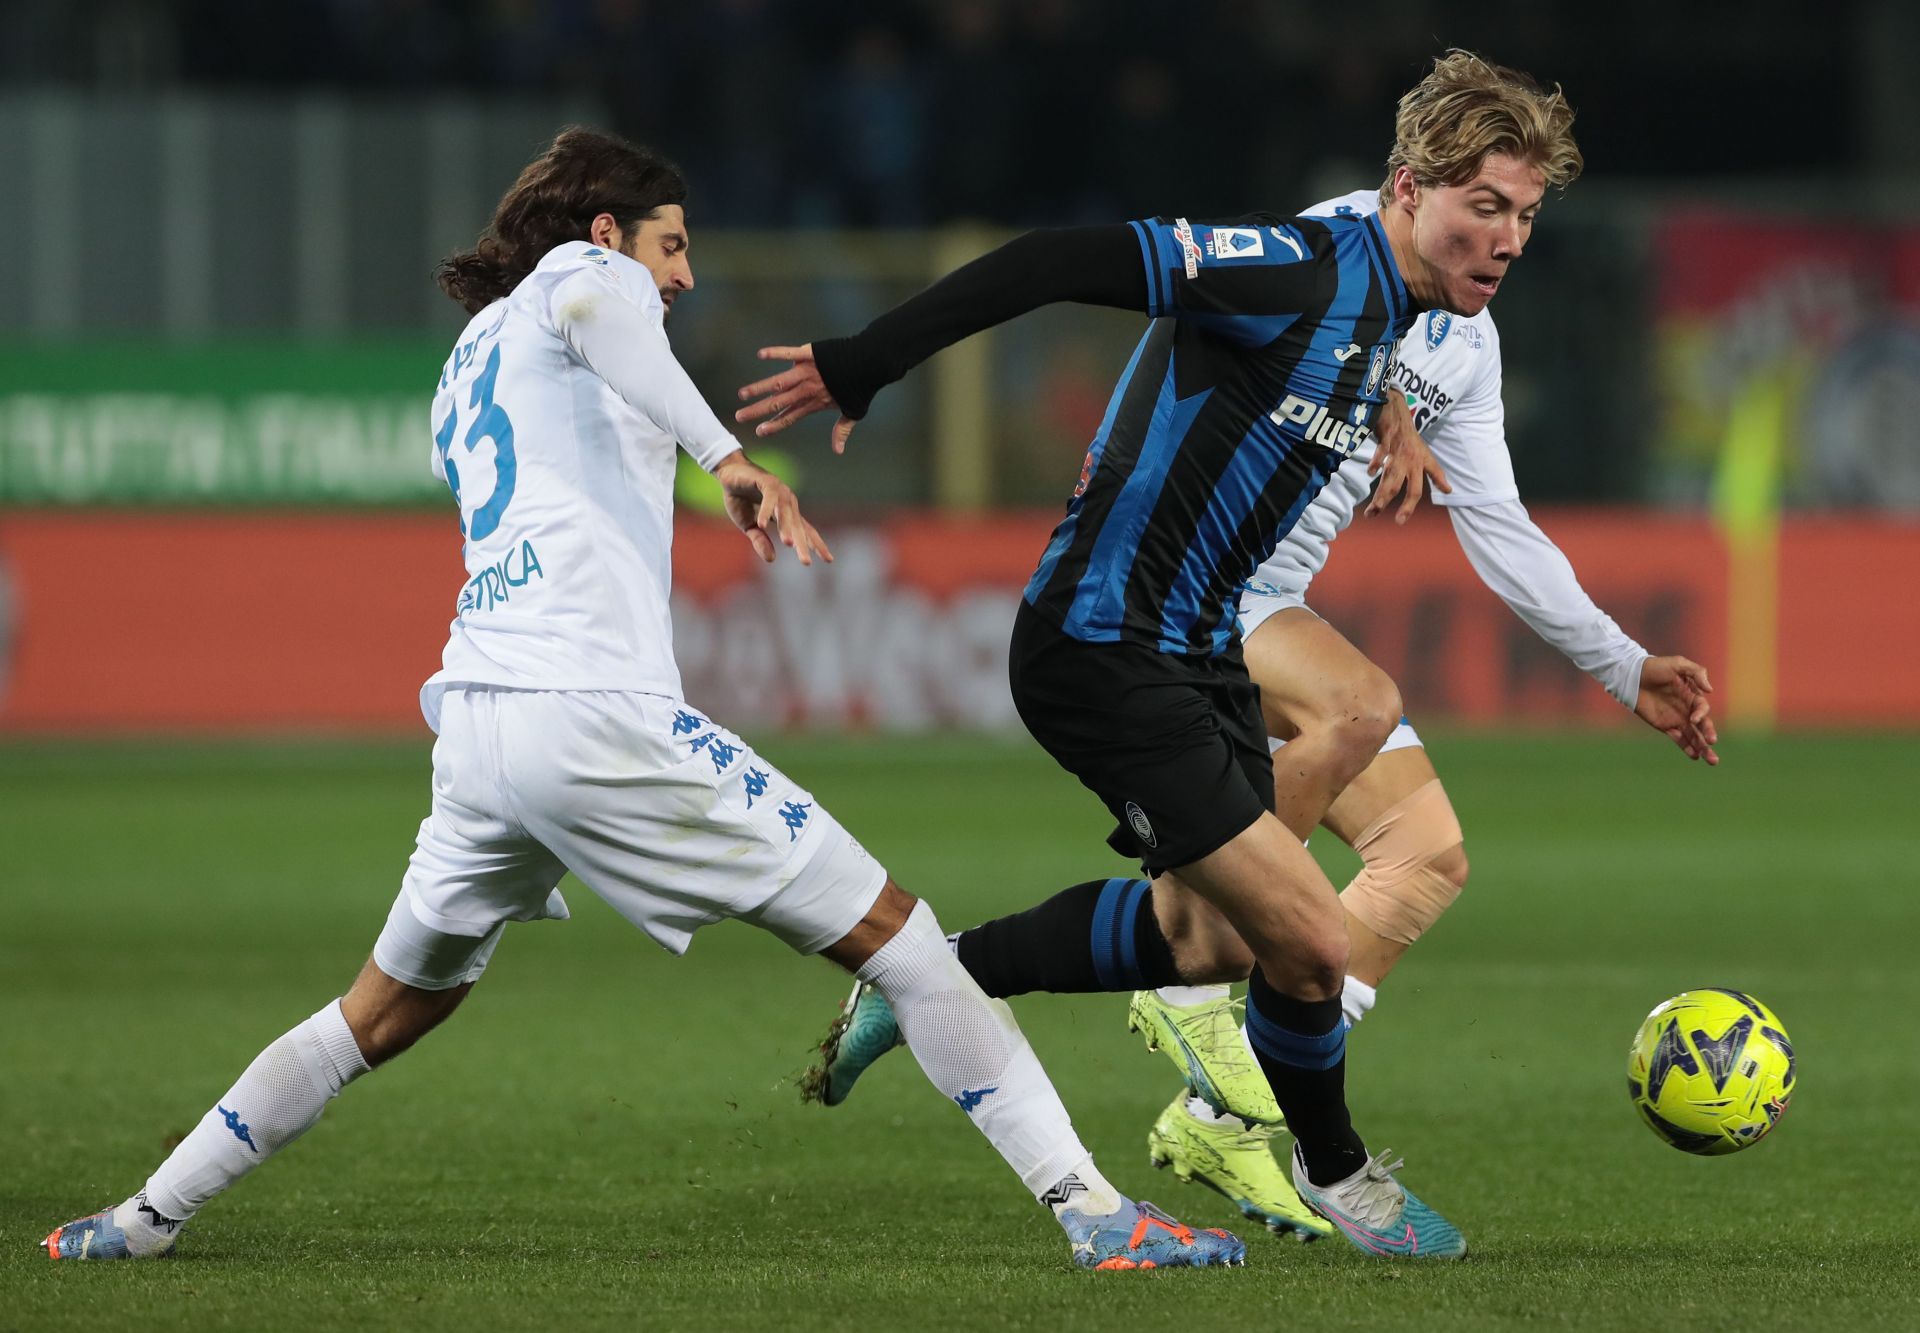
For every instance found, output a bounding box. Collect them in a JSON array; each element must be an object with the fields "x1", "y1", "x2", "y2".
[
  {"x1": 548, "y1": 269, "x2": 742, "y2": 472},
  {"x1": 1447, "y1": 499, "x2": 1648, "y2": 708}
]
